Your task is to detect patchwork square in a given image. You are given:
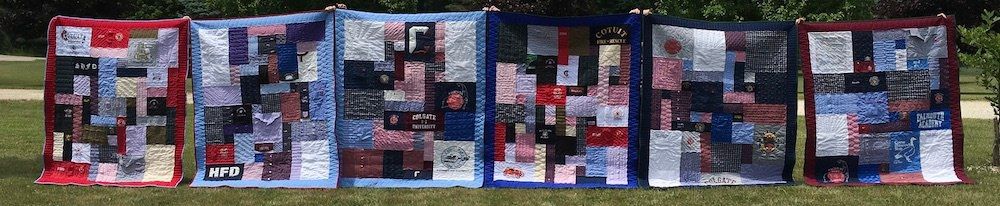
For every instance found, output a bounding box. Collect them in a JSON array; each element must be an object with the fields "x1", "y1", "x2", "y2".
[
  {"x1": 335, "y1": 10, "x2": 484, "y2": 188},
  {"x1": 801, "y1": 16, "x2": 968, "y2": 186},
  {"x1": 190, "y1": 12, "x2": 338, "y2": 188},
  {"x1": 487, "y1": 13, "x2": 639, "y2": 188},
  {"x1": 644, "y1": 17, "x2": 796, "y2": 188},
  {"x1": 38, "y1": 16, "x2": 188, "y2": 188}
]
